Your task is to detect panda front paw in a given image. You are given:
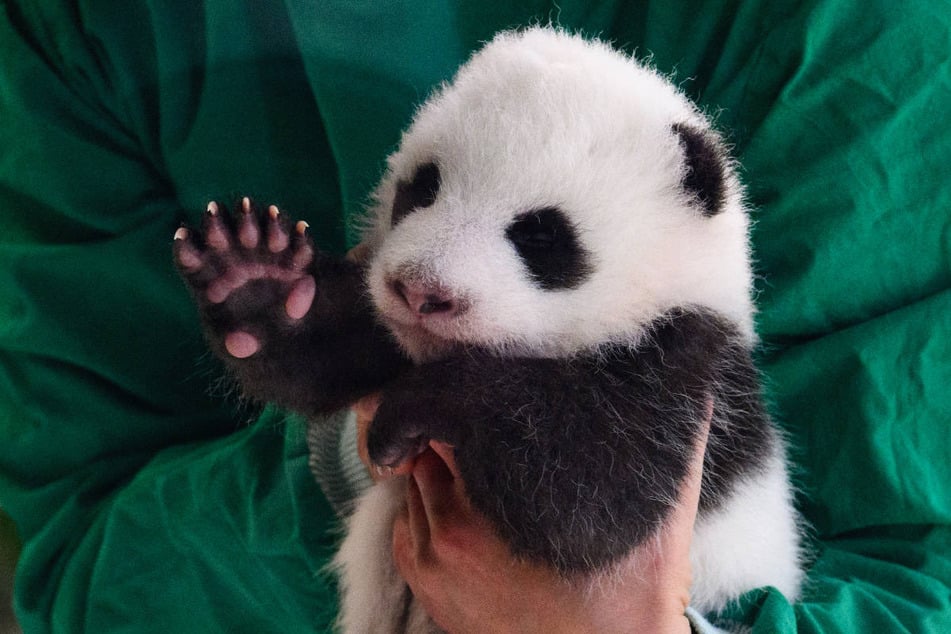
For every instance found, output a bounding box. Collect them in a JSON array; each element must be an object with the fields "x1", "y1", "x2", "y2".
[
  {"x1": 365, "y1": 390, "x2": 448, "y2": 471},
  {"x1": 174, "y1": 198, "x2": 318, "y2": 359},
  {"x1": 174, "y1": 199, "x2": 407, "y2": 414},
  {"x1": 364, "y1": 363, "x2": 467, "y2": 469}
]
